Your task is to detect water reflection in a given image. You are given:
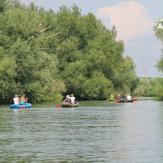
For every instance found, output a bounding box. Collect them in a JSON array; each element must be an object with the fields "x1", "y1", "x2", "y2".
[{"x1": 0, "y1": 100, "x2": 163, "y2": 162}]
